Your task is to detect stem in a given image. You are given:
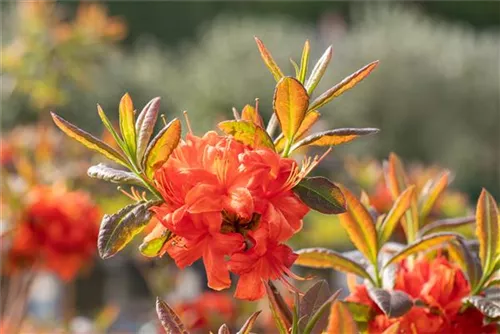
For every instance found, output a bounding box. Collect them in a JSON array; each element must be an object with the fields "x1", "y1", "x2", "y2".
[
  {"x1": 282, "y1": 138, "x2": 293, "y2": 158},
  {"x1": 373, "y1": 264, "x2": 383, "y2": 288}
]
